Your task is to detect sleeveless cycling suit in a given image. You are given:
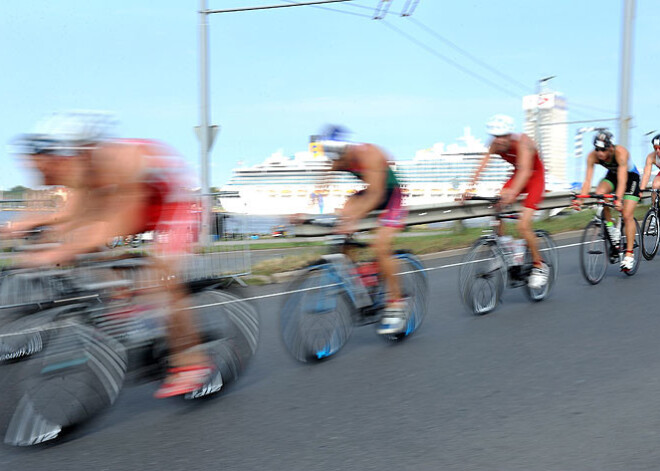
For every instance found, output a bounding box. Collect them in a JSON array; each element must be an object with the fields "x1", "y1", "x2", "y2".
[
  {"x1": 346, "y1": 147, "x2": 406, "y2": 228},
  {"x1": 117, "y1": 139, "x2": 200, "y2": 255},
  {"x1": 497, "y1": 134, "x2": 545, "y2": 210},
  {"x1": 597, "y1": 146, "x2": 640, "y2": 201}
]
